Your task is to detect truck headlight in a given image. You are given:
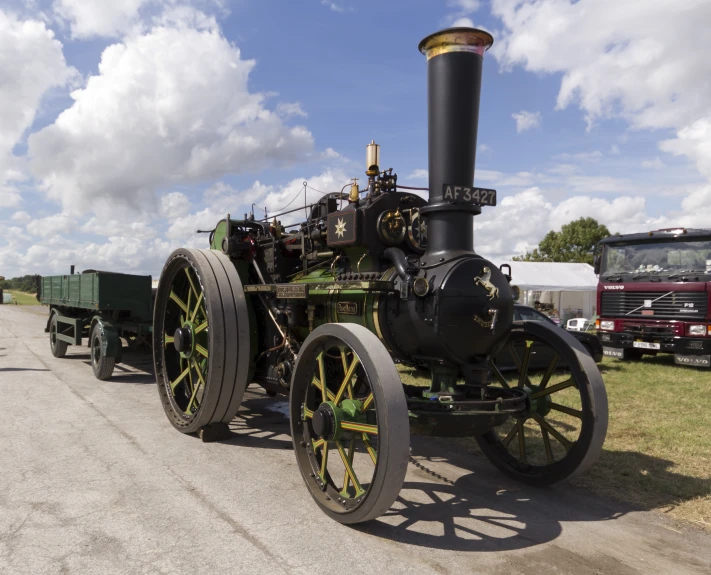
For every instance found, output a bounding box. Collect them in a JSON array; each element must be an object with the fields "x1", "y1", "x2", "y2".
[
  {"x1": 688, "y1": 325, "x2": 707, "y2": 336},
  {"x1": 600, "y1": 321, "x2": 615, "y2": 331}
]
